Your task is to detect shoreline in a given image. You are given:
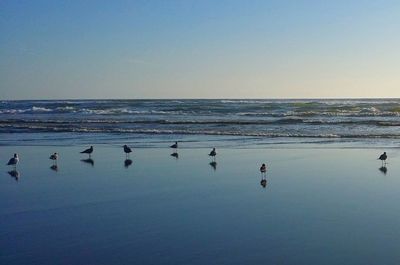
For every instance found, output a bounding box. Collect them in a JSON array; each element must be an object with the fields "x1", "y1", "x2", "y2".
[{"x1": 1, "y1": 132, "x2": 400, "y2": 149}]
